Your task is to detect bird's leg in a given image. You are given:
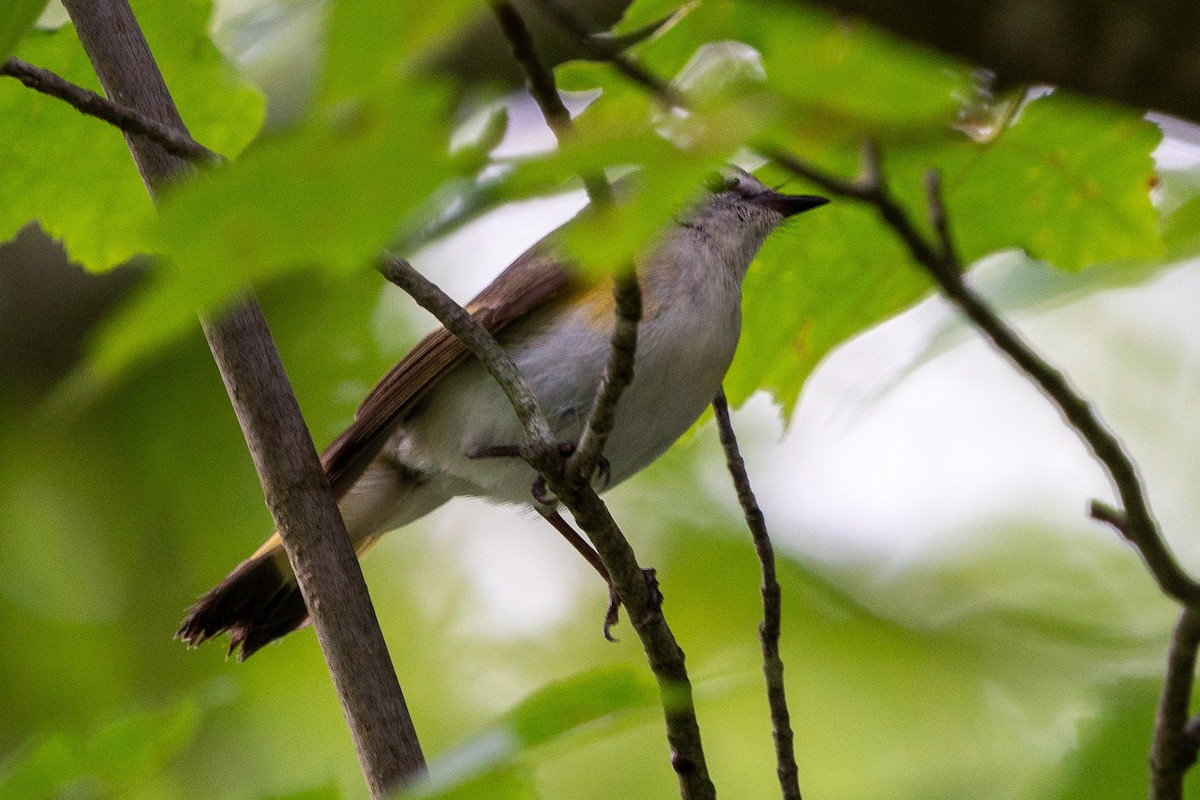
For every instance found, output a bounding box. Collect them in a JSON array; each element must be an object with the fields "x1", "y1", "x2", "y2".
[{"x1": 538, "y1": 508, "x2": 623, "y2": 640}]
